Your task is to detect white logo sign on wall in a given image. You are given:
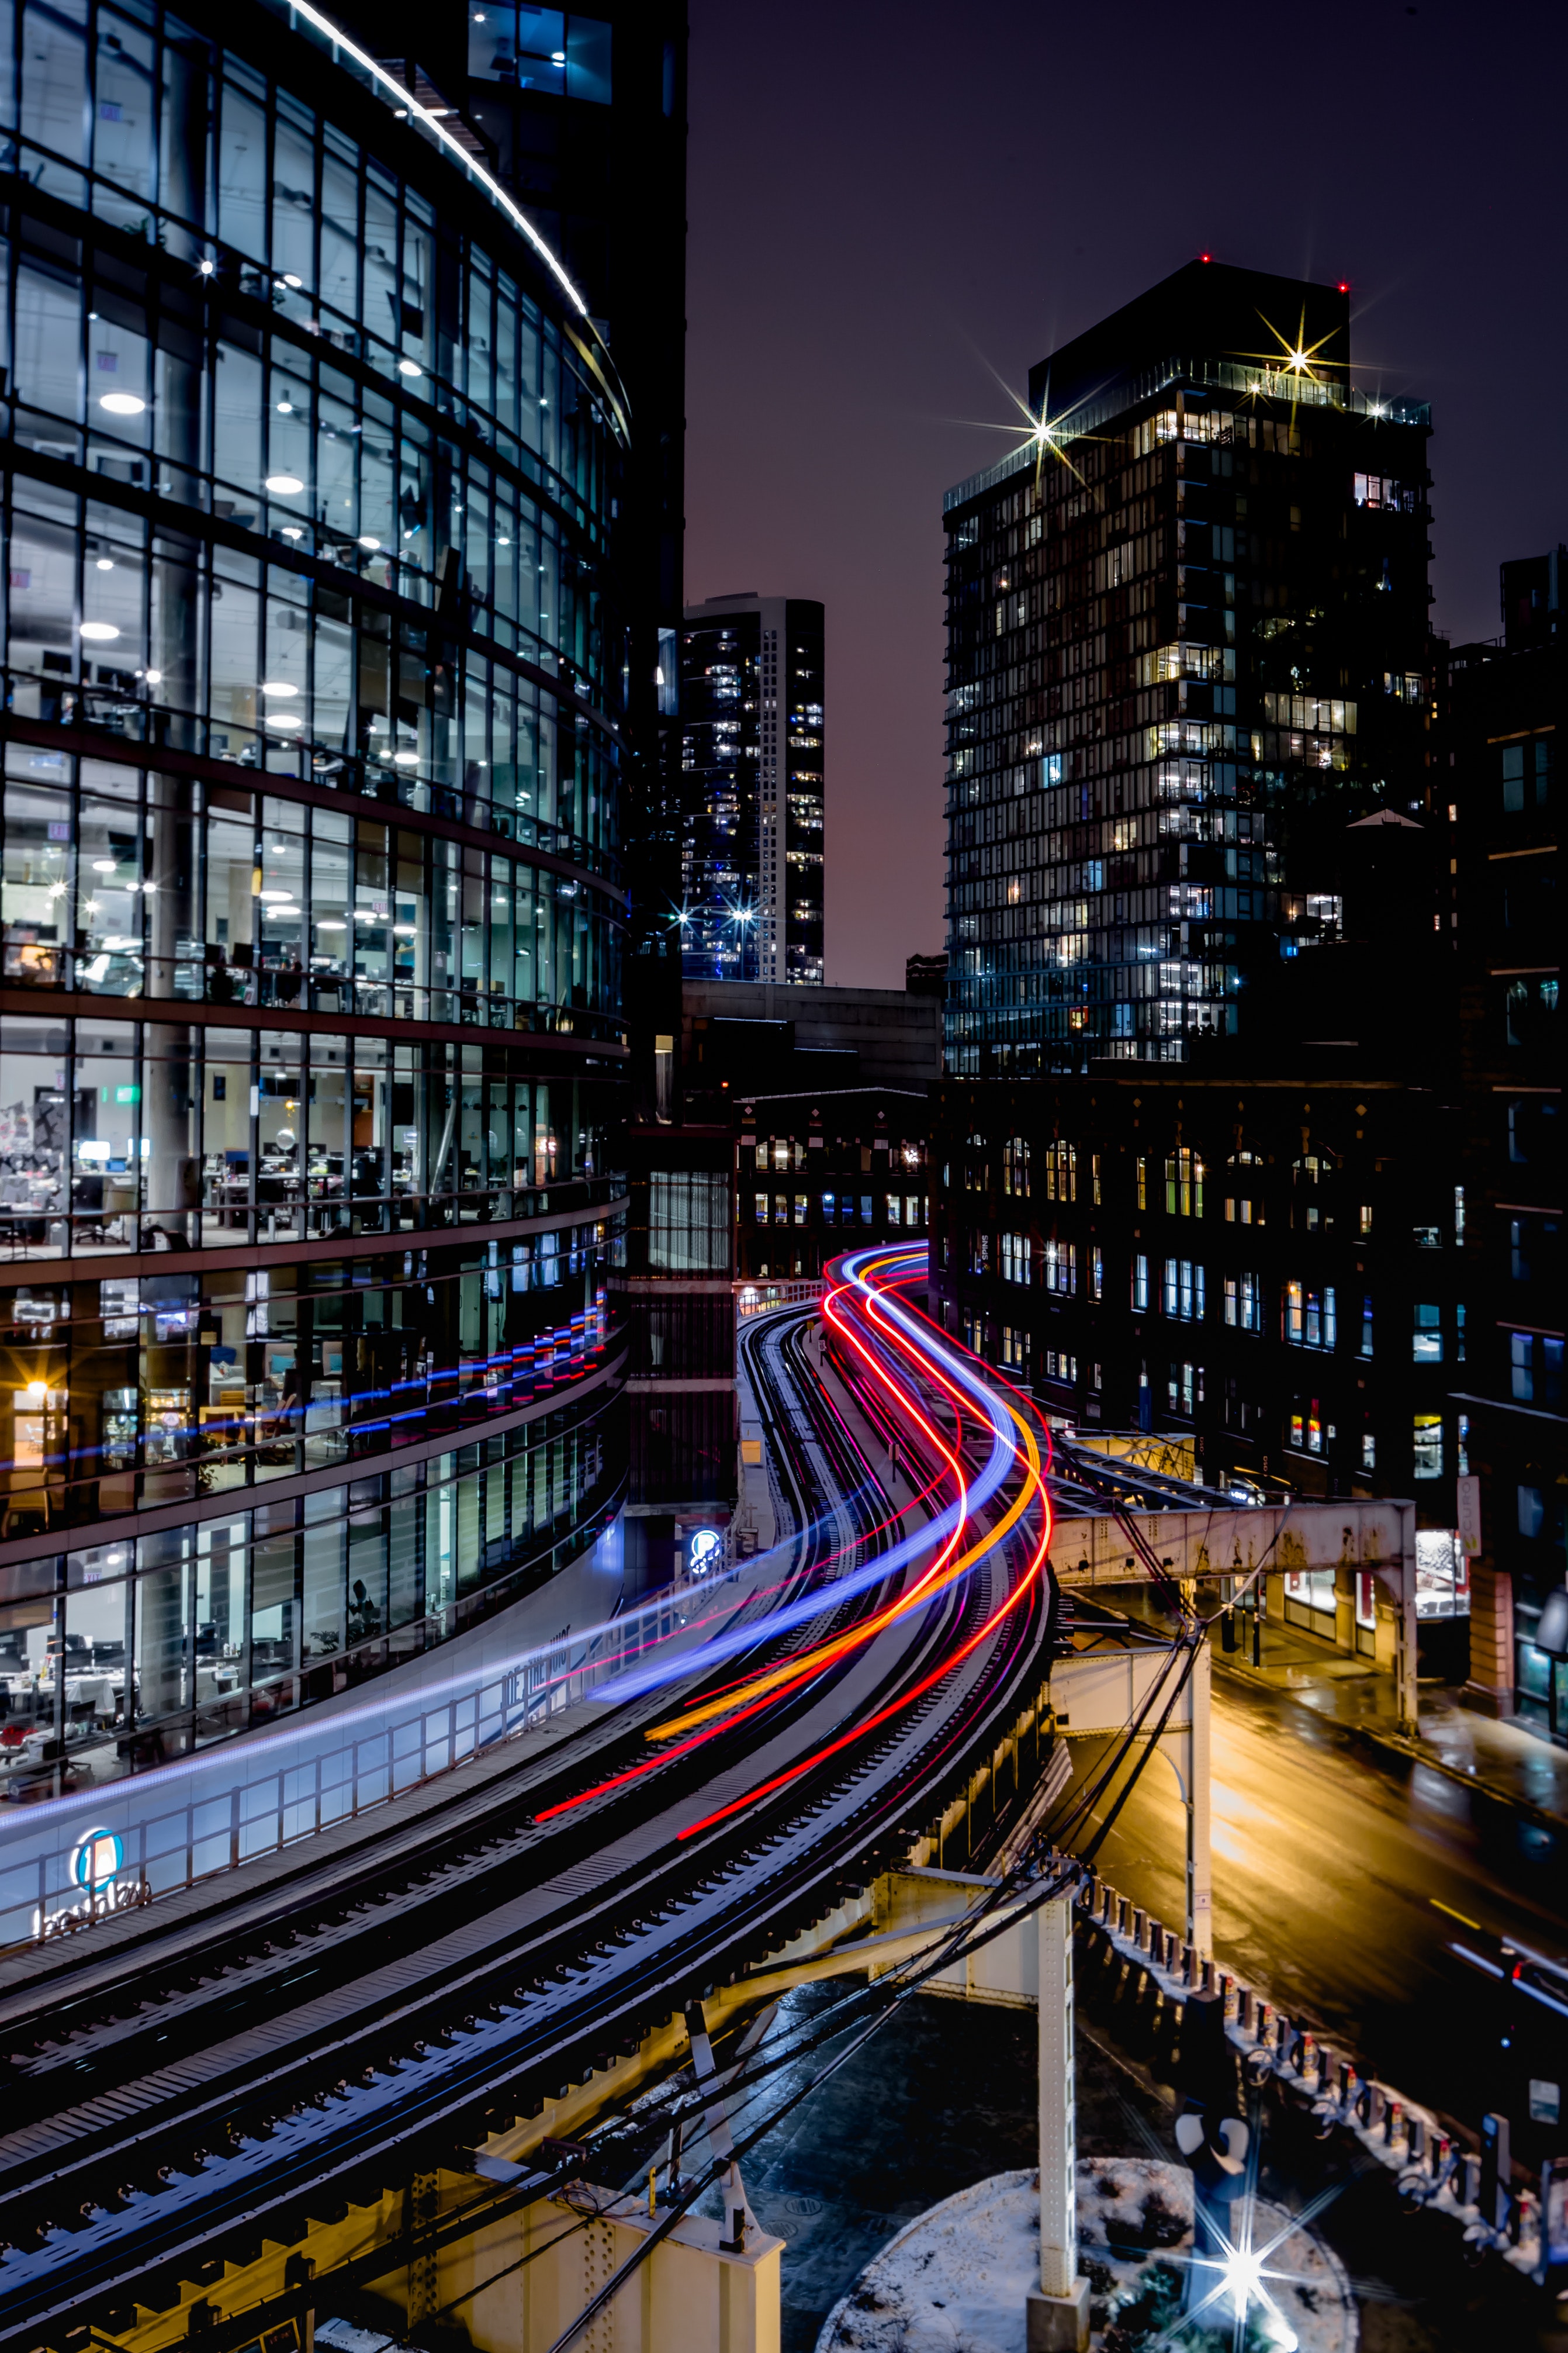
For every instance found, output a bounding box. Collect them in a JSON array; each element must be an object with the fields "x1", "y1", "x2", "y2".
[{"x1": 33, "y1": 1826, "x2": 152, "y2": 1943}]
